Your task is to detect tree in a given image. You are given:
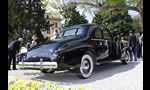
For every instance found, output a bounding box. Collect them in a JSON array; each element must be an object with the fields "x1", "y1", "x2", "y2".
[
  {"x1": 45, "y1": 0, "x2": 143, "y2": 24},
  {"x1": 8, "y1": 0, "x2": 23, "y2": 44},
  {"x1": 73, "y1": 0, "x2": 143, "y2": 24},
  {"x1": 8, "y1": 0, "x2": 49, "y2": 44},
  {"x1": 93, "y1": 9, "x2": 134, "y2": 40},
  {"x1": 59, "y1": 5, "x2": 88, "y2": 28},
  {"x1": 19, "y1": 0, "x2": 50, "y2": 44},
  {"x1": 132, "y1": 15, "x2": 143, "y2": 33}
]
